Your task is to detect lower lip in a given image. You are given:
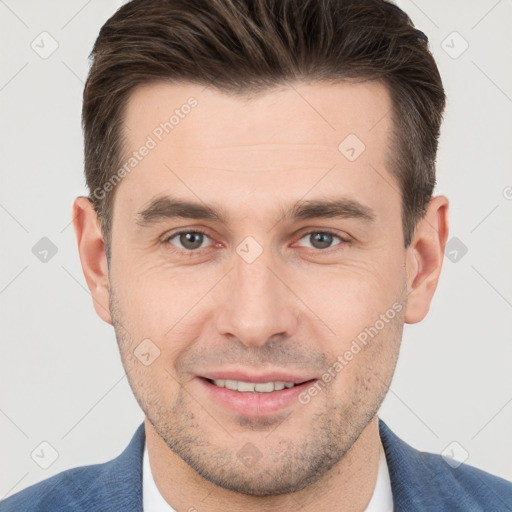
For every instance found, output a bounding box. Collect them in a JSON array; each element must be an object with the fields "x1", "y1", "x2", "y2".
[{"x1": 197, "y1": 377, "x2": 317, "y2": 417}]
